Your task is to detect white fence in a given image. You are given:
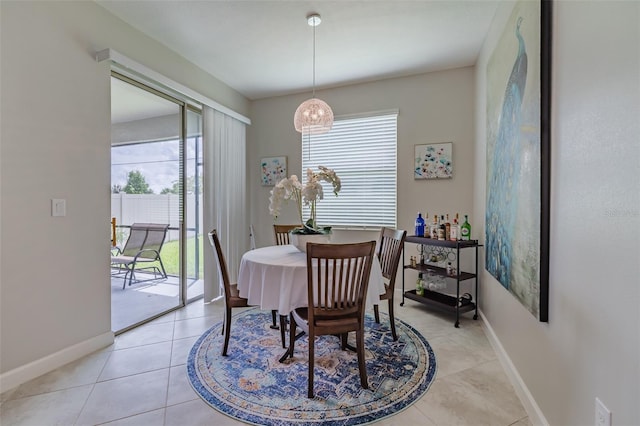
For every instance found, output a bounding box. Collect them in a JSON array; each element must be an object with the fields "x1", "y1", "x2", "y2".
[{"x1": 111, "y1": 193, "x2": 203, "y2": 242}]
